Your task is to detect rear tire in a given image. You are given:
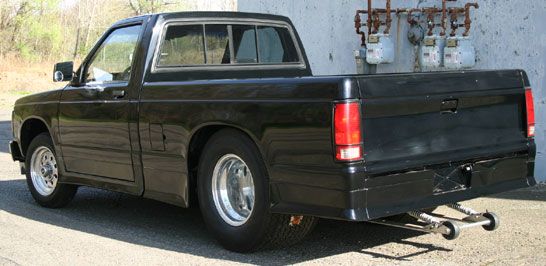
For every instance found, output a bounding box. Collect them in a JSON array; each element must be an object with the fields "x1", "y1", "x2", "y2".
[
  {"x1": 25, "y1": 133, "x2": 77, "y2": 208},
  {"x1": 197, "y1": 129, "x2": 317, "y2": 252}
]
